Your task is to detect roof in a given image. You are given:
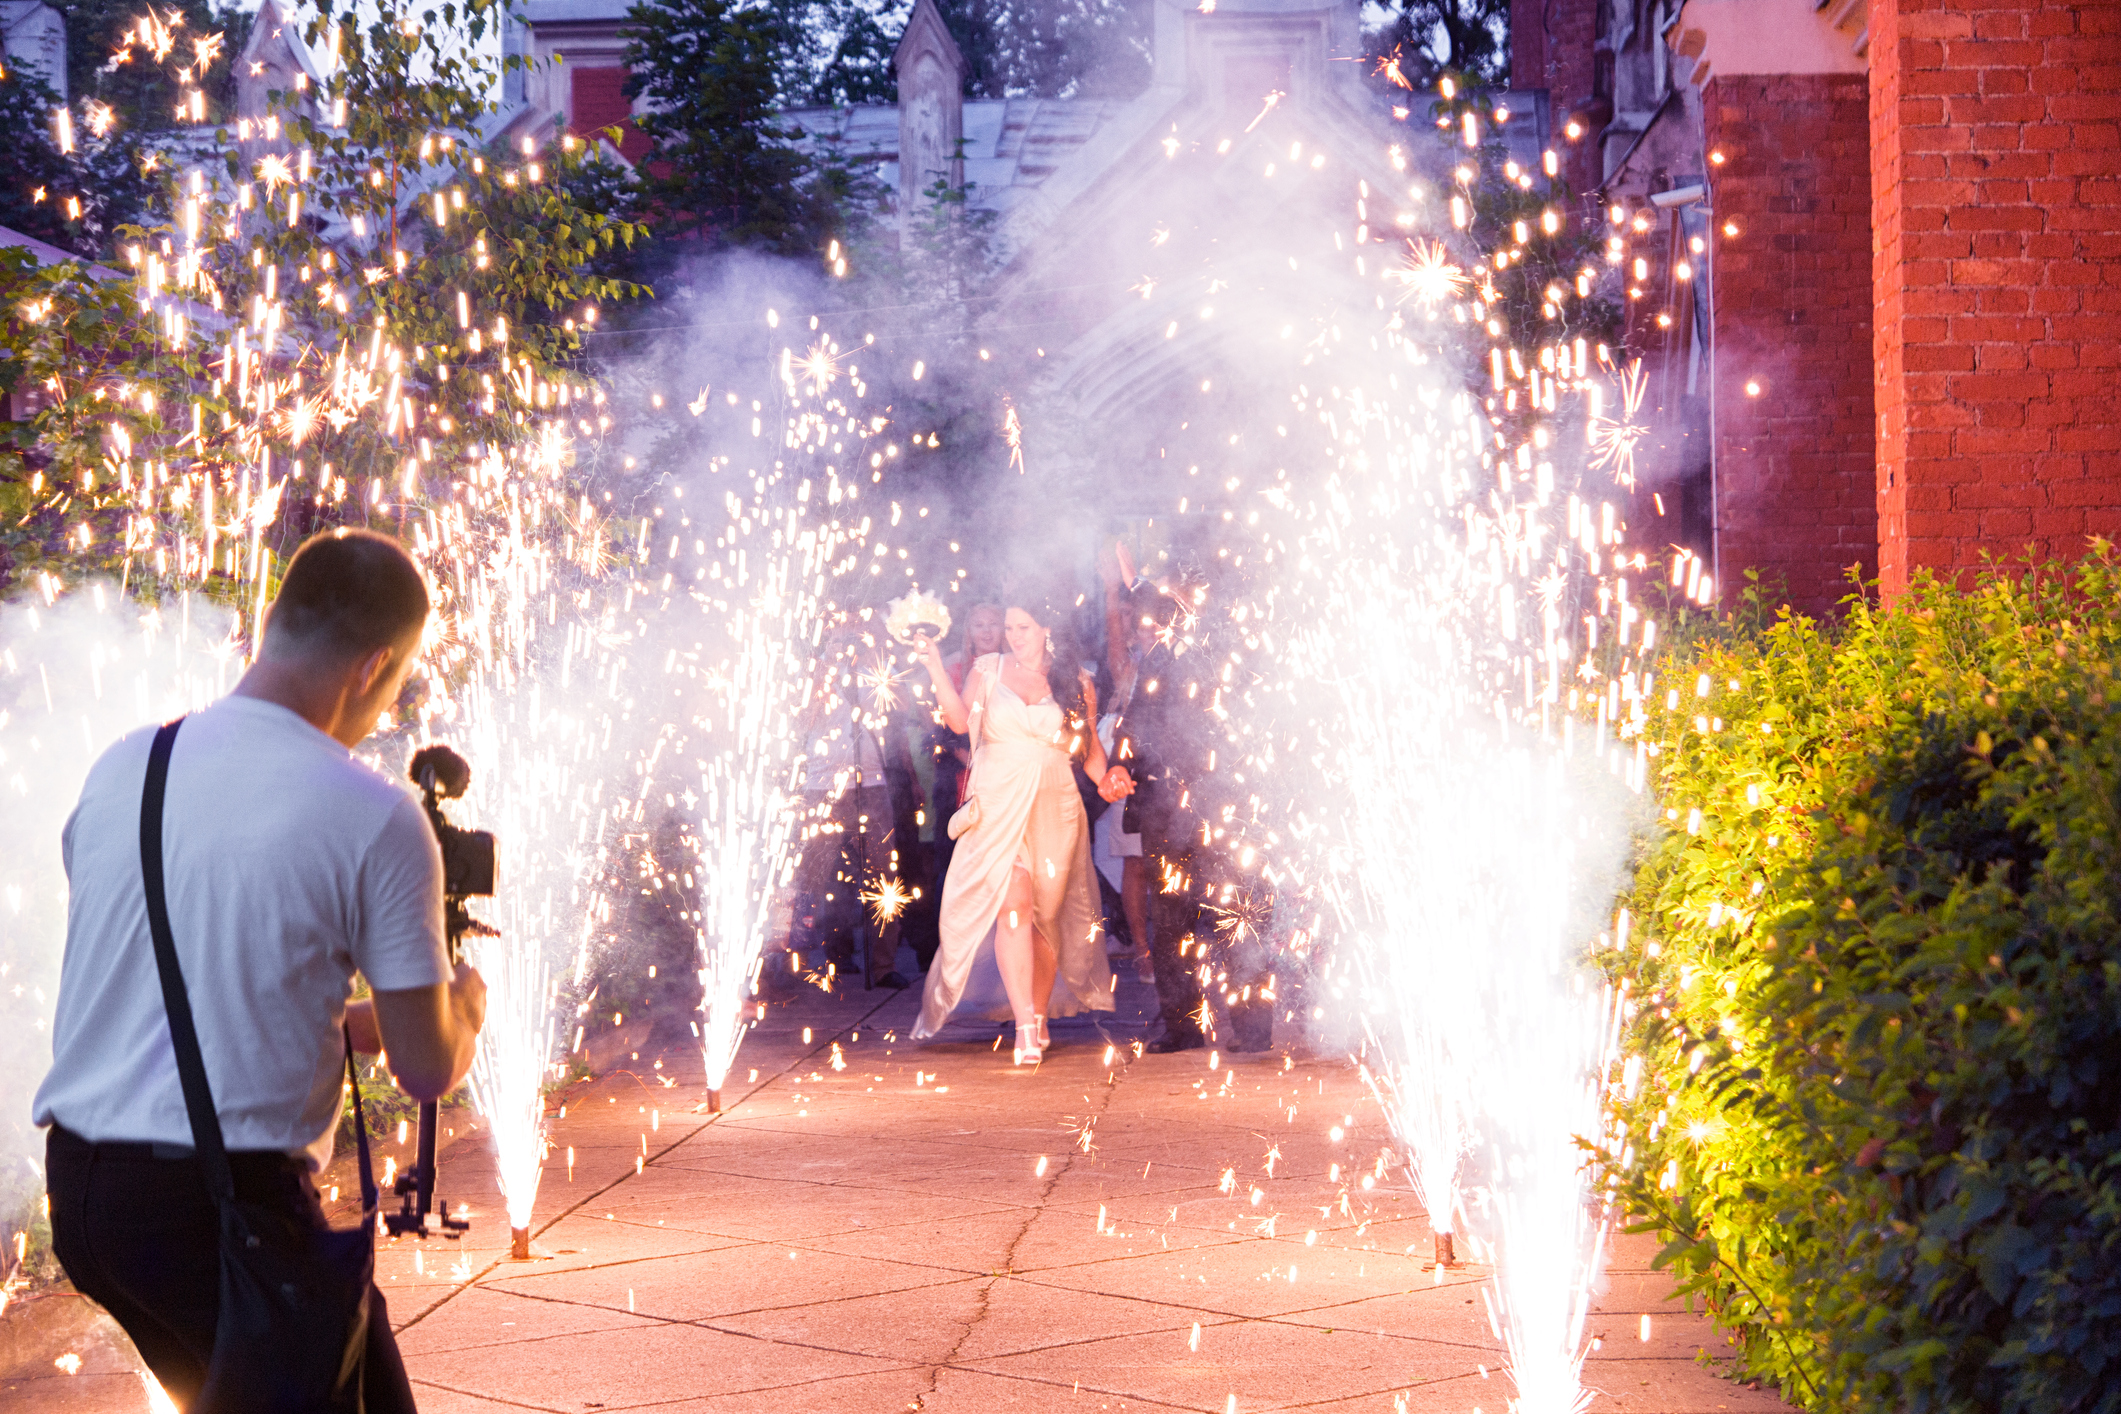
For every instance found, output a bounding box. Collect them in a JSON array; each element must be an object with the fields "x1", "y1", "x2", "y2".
[
  {"x1": 521, "y1": 0, "x2": 630, "y2": 23},
  {"x1": 0, "y1": 224, "x2": 117, "y2": 278},
  {"x1": 783, "y1": 97, "x2": 1127, "y2": 220}
]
